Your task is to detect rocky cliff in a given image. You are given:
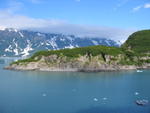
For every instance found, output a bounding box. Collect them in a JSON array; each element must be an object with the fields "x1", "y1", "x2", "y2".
[{"x1": 5, "y1": 54, "x2": 150, "y2": 71}]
